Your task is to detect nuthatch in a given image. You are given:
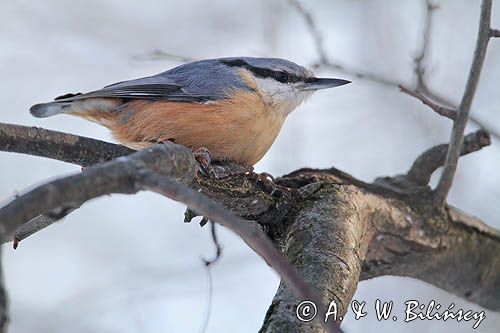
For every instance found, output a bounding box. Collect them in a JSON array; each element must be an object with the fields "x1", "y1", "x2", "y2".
[{"x1": 30, "y1": 57, "x2": 350, "y2": 165}]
